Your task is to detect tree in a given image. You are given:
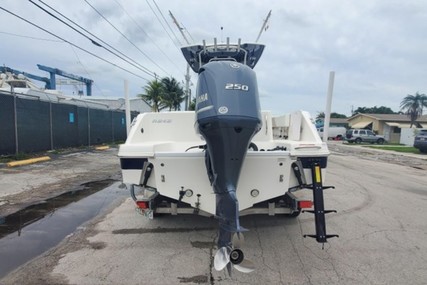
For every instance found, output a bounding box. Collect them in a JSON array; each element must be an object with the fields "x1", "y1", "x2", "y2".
[
  {"x1": 138, "y1": 77, "x2": 185, "y2": 112},
  {"x1": 353, "y1": 106, "x2": 396, "y2": 115},
  {"x1": 188, "y1": 98, "x2": 196, "y2": 111},
  {"x1": 161, "y1": 77, "x2": 185, "y2": 111},
  {"x1": 400, "y1": 92, "x2": 427, "y2": 127},
  {"x1": 316, "y1": 112, "x2": 347, "y2": 120},
  {"x1": 138, "y1": 79, "x2": 164, "y2": 112}
]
